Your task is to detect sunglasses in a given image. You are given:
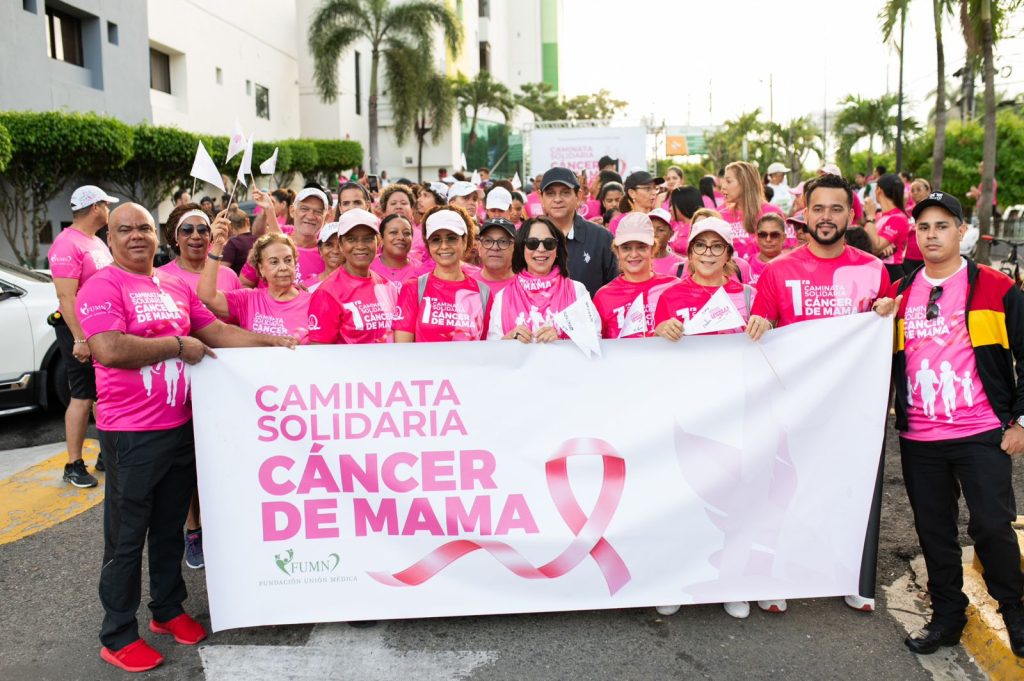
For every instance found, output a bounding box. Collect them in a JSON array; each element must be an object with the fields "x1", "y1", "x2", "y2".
[
  {"x1": 757, "y1": 231, "x2": 784, "y2": 240},
  {"x1": 524, "y1": 237, "x2": 558, "y2": 251},
  {"x1": 926, "y1": 286, "x2": 943, "y2": 320},
  {"x1": 178, "y1": 224, "x2": 211, "y2": 236}
]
